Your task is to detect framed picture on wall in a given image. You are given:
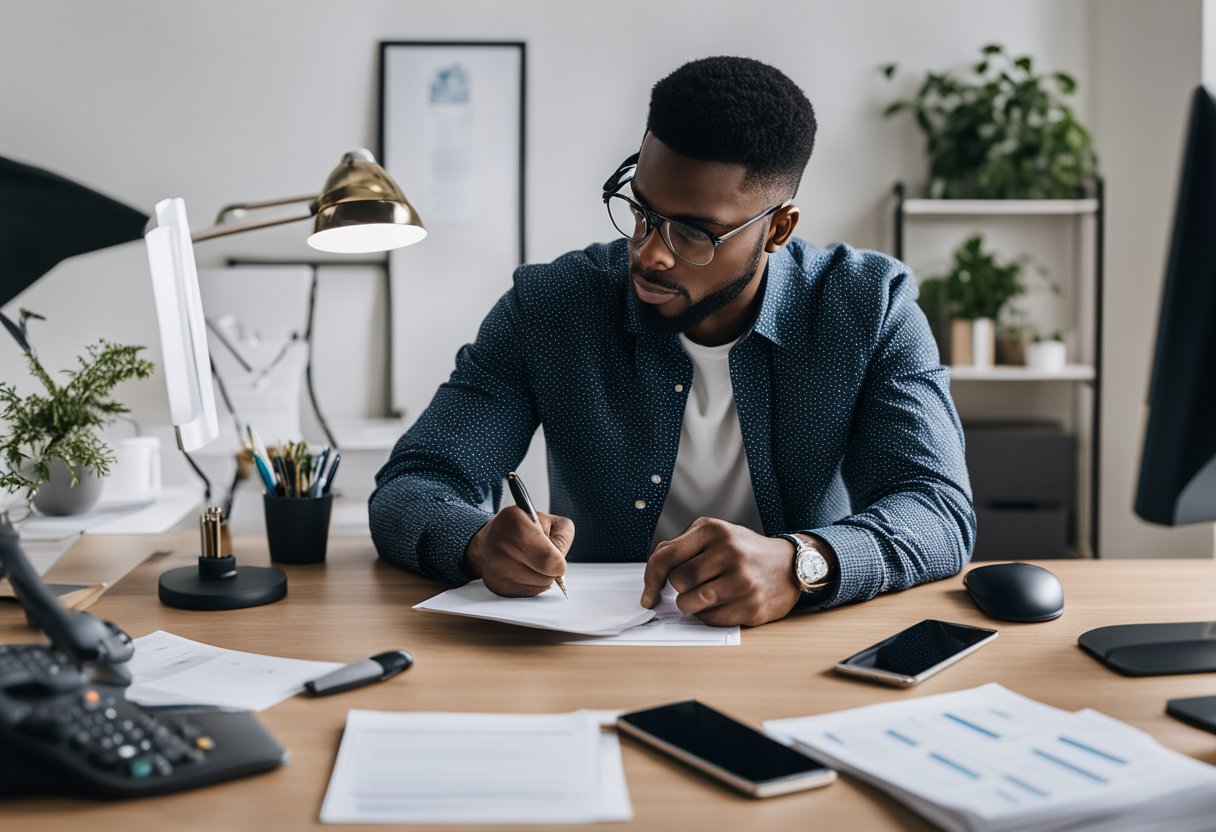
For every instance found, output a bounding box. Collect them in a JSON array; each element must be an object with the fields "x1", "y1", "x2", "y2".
[{"x1": 378, "y1": 40, "x2": 526, "y2": 422}]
